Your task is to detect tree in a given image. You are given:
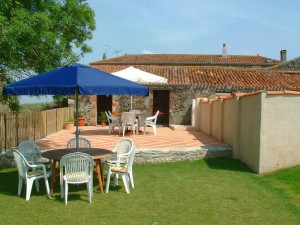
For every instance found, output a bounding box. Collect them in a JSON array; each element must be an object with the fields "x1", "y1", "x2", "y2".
[{"x1": 0, "y1": 0, "x2": 95, "y2": 112}]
